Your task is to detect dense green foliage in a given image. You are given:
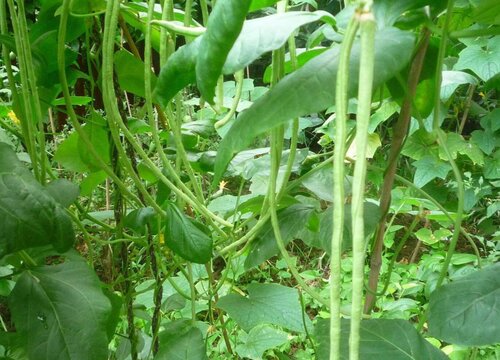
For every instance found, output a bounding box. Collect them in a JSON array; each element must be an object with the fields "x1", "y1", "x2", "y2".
[{"x1": 0, "y1": 0, "x2": 499, "y2": 359}]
